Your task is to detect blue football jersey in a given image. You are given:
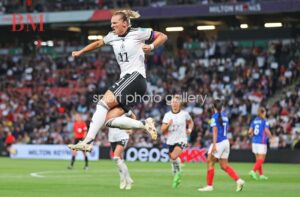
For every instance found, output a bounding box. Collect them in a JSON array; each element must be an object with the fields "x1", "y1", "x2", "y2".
[
  {"x1": 250, "y1": 117, "x2": 270, "y2": 144},
  {"x1": 210, "y1": 112, "x2": 229, "y2": 143}
]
